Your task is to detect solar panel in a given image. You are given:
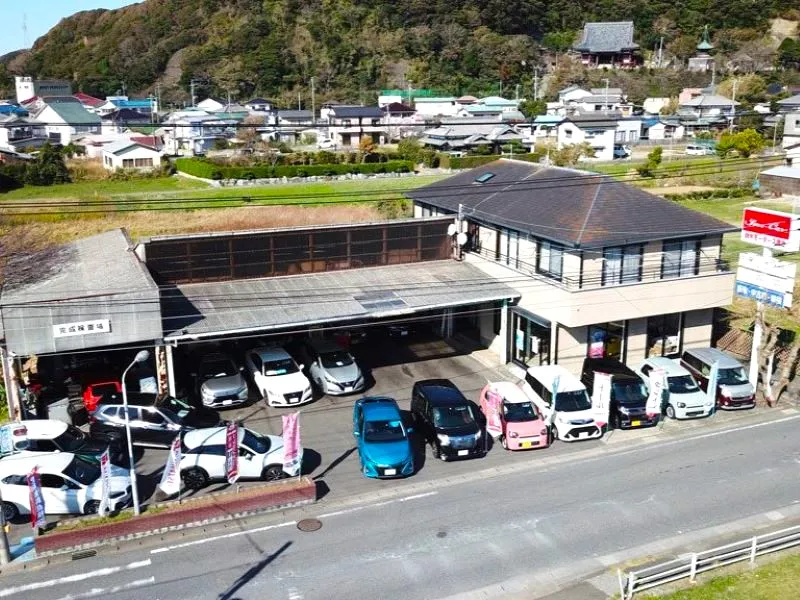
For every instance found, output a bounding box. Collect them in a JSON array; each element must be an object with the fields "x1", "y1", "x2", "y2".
[{"x1": 354, "y1": 291, "x2": 409, "y2": 312}]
